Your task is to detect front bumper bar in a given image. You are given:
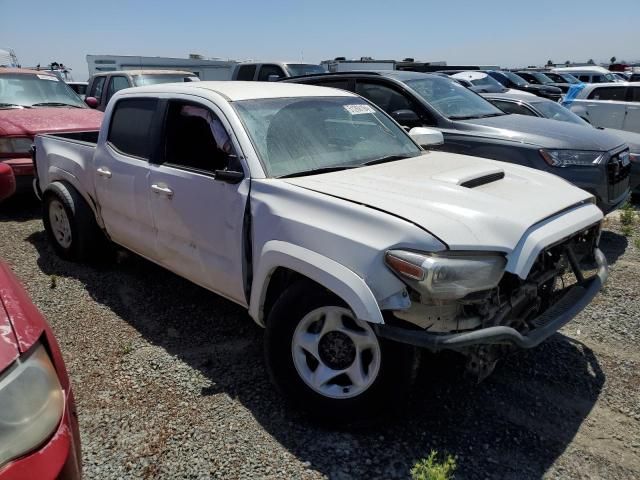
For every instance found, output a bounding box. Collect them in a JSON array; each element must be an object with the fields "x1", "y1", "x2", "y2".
[{"x1": 374, "y1": 249, "x2": 608, "y2": 351}]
